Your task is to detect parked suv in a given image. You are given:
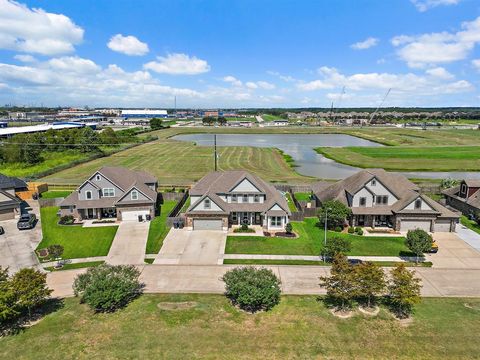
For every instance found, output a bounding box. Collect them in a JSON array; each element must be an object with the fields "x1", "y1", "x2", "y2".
[{"x1": 17, "y1": 213, "x2": 36, "y2": 230}]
